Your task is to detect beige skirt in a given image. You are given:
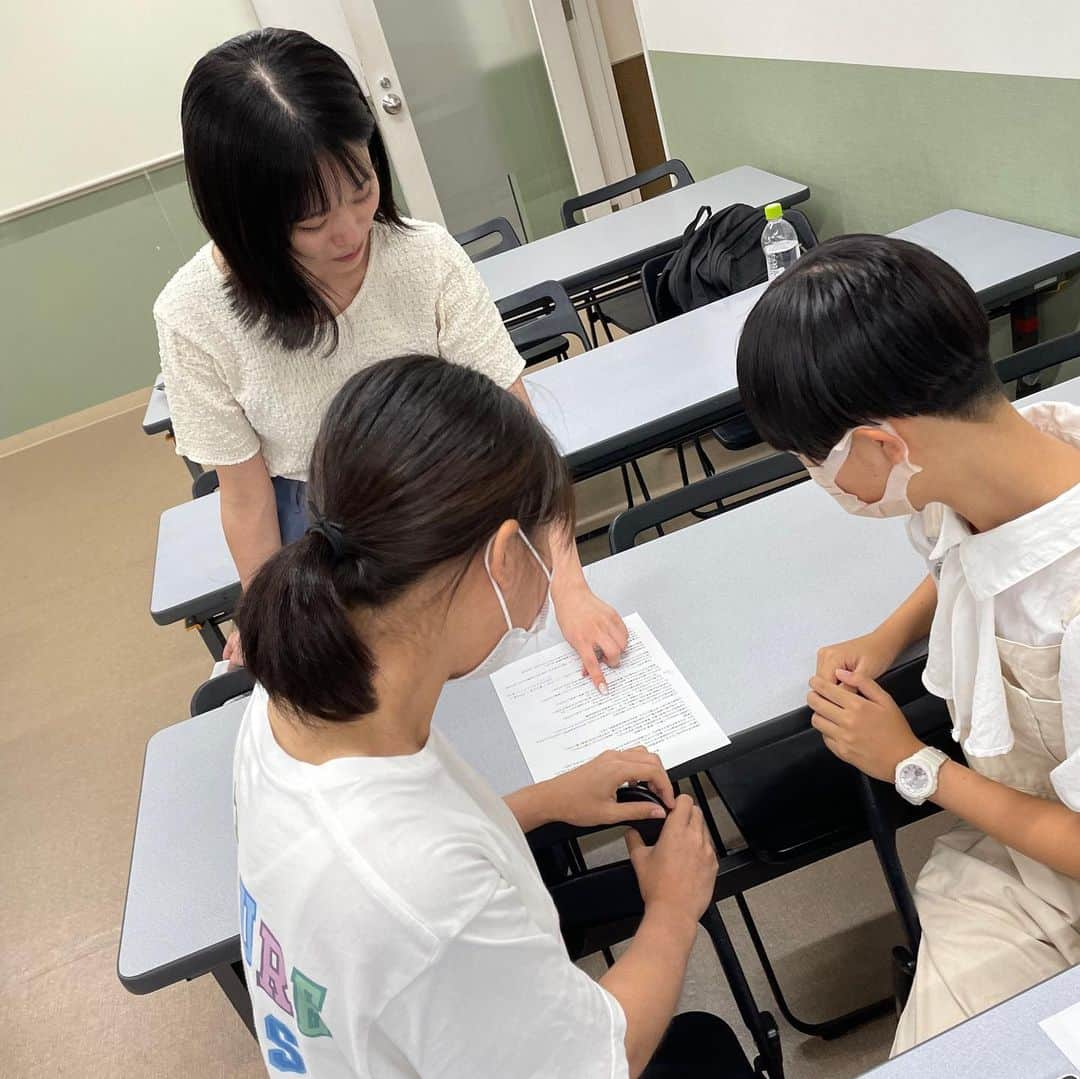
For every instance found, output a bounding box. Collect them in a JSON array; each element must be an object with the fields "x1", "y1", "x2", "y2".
[{"x1": 891, "y1": 634, "x2": 1080, "y2": 1055}]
